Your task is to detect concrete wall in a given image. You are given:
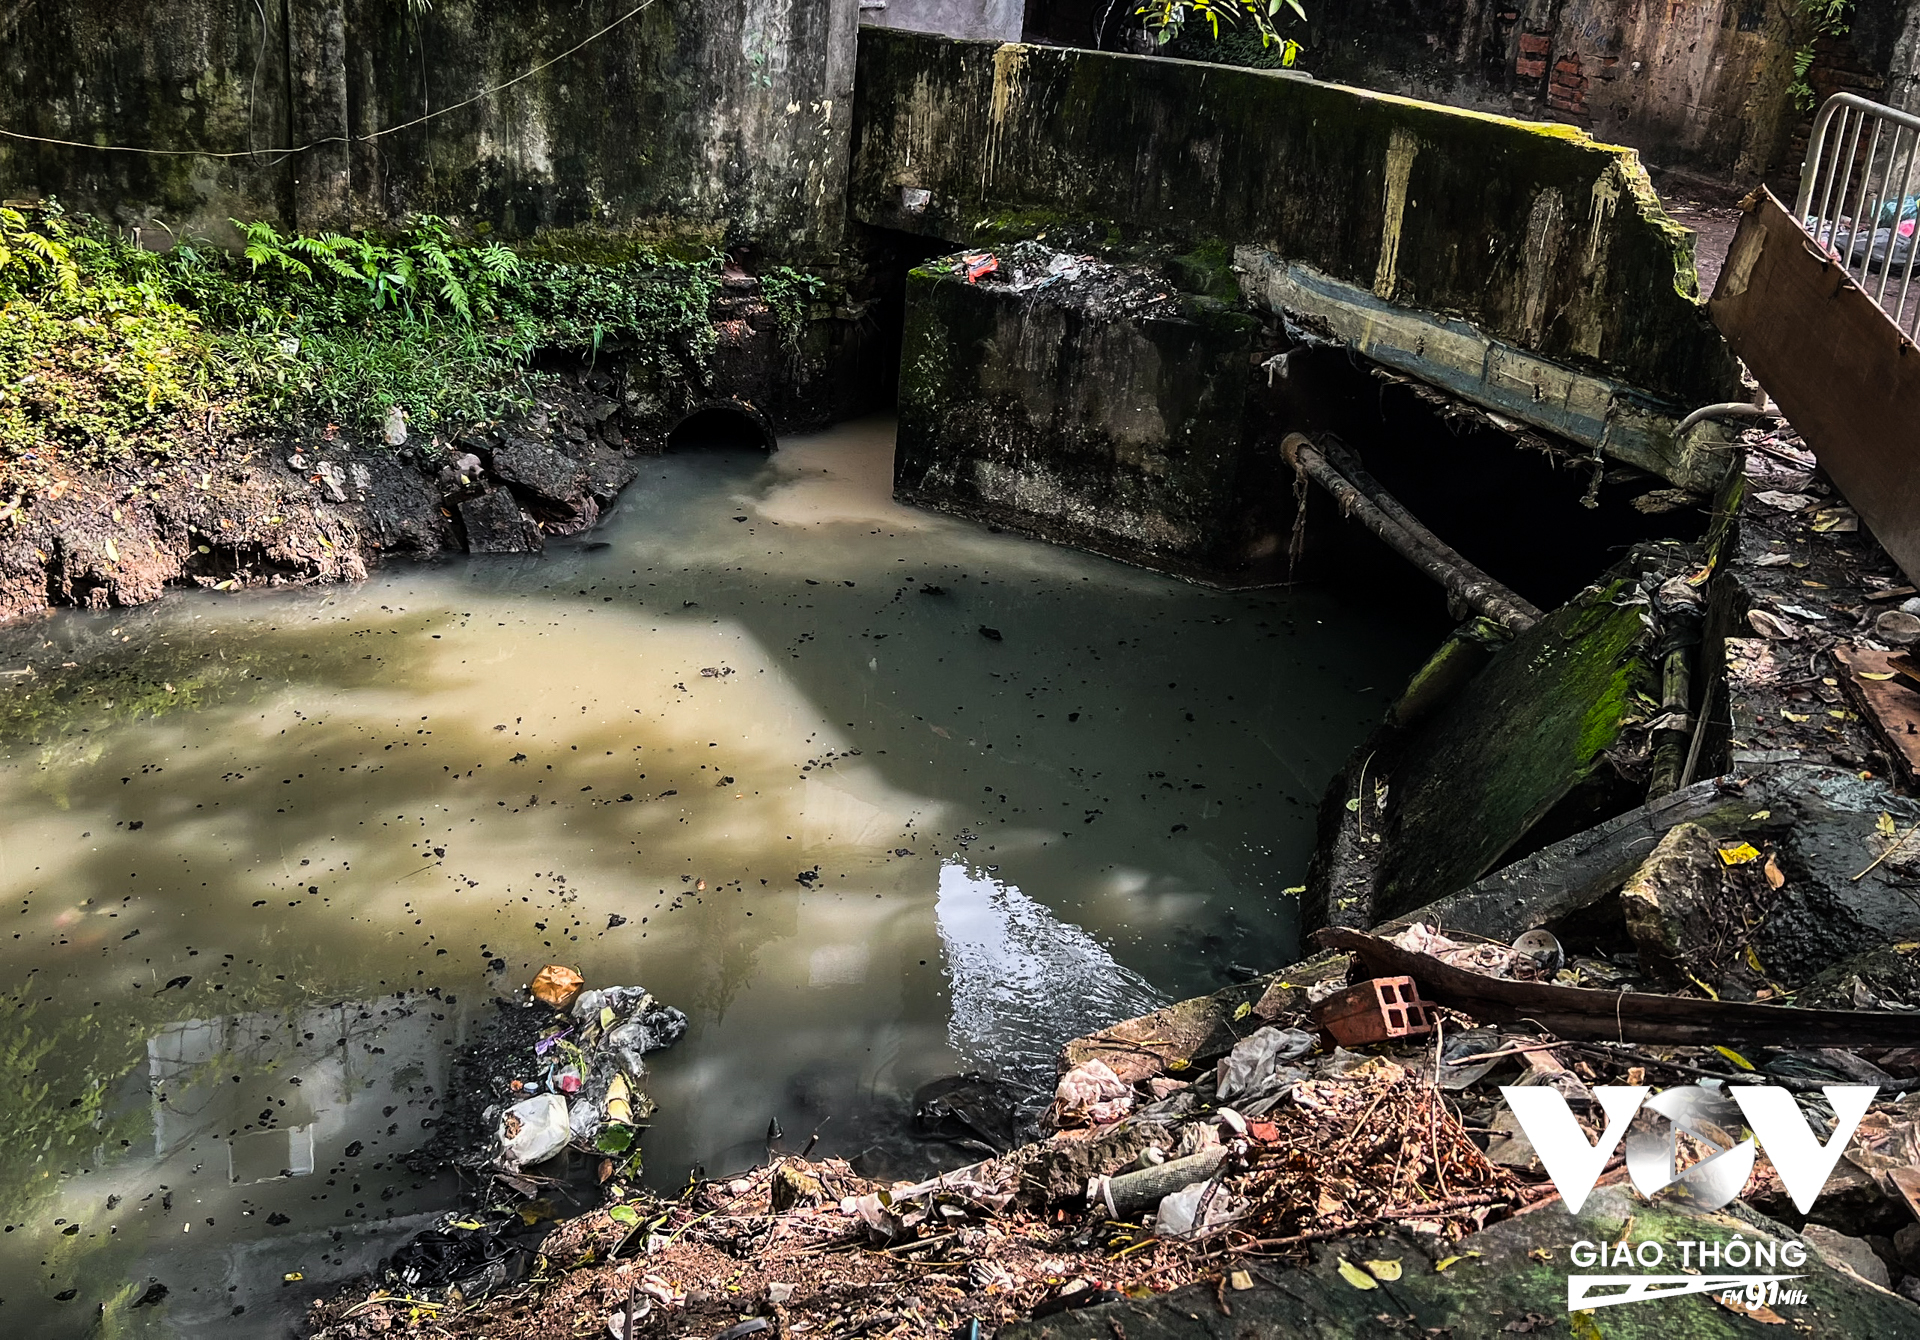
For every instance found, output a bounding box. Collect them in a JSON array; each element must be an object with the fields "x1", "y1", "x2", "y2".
[
  {"x1": 1133, "y1": 0, "x2": 1920, "y2": 186},
  {"x1": 896, "y1": 250, "x2": 1265, "y2": 576},
  {"x1": 851, "y1": 29, "x2": 1746, "y2": 484},
  {"x1": 1288, "y1": 0, "x2": 1804, "y2": 182},
  {"x1": 0, "y1": 0, "x2": 857, "y2": 255},
  {"x1": 862, "y1": 0, "x2": 1024, "y2": 44}
]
